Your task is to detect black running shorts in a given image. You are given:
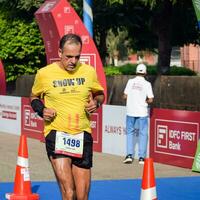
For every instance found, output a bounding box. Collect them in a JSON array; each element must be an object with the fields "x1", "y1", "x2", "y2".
[{"x1": 45, "y1": 130, "x2": 93, "y2": 169}]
